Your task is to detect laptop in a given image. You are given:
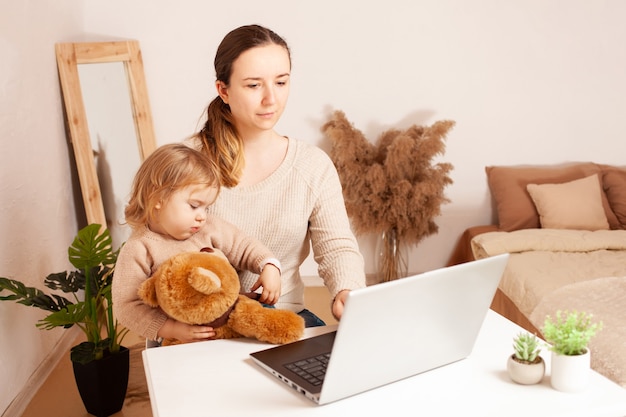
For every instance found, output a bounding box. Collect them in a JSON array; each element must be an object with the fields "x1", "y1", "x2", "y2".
[{"x1": 250, "y1": 253, "x2": 509, "y2": 405}]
